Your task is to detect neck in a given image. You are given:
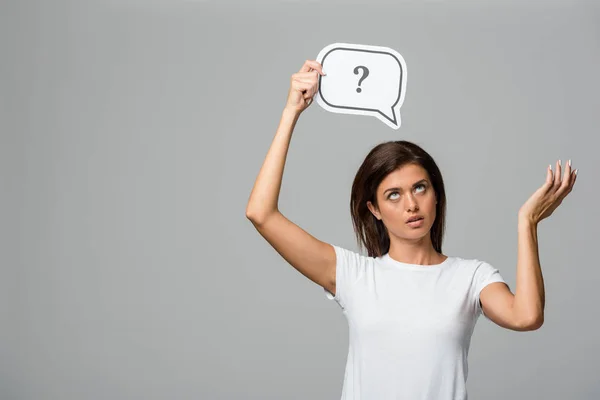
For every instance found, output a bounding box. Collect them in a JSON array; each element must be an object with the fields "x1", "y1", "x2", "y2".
[{"x1": 387, "y1": 238, "x2": 444, "y2": 265}]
